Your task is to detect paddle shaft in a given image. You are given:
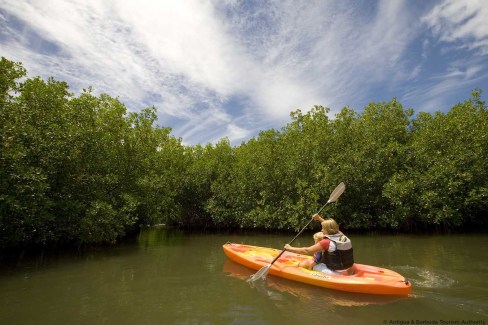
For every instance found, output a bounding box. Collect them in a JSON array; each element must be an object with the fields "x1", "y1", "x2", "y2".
[{"x1": 268, "y1": 199, "x2": 333, "y2": 265}]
